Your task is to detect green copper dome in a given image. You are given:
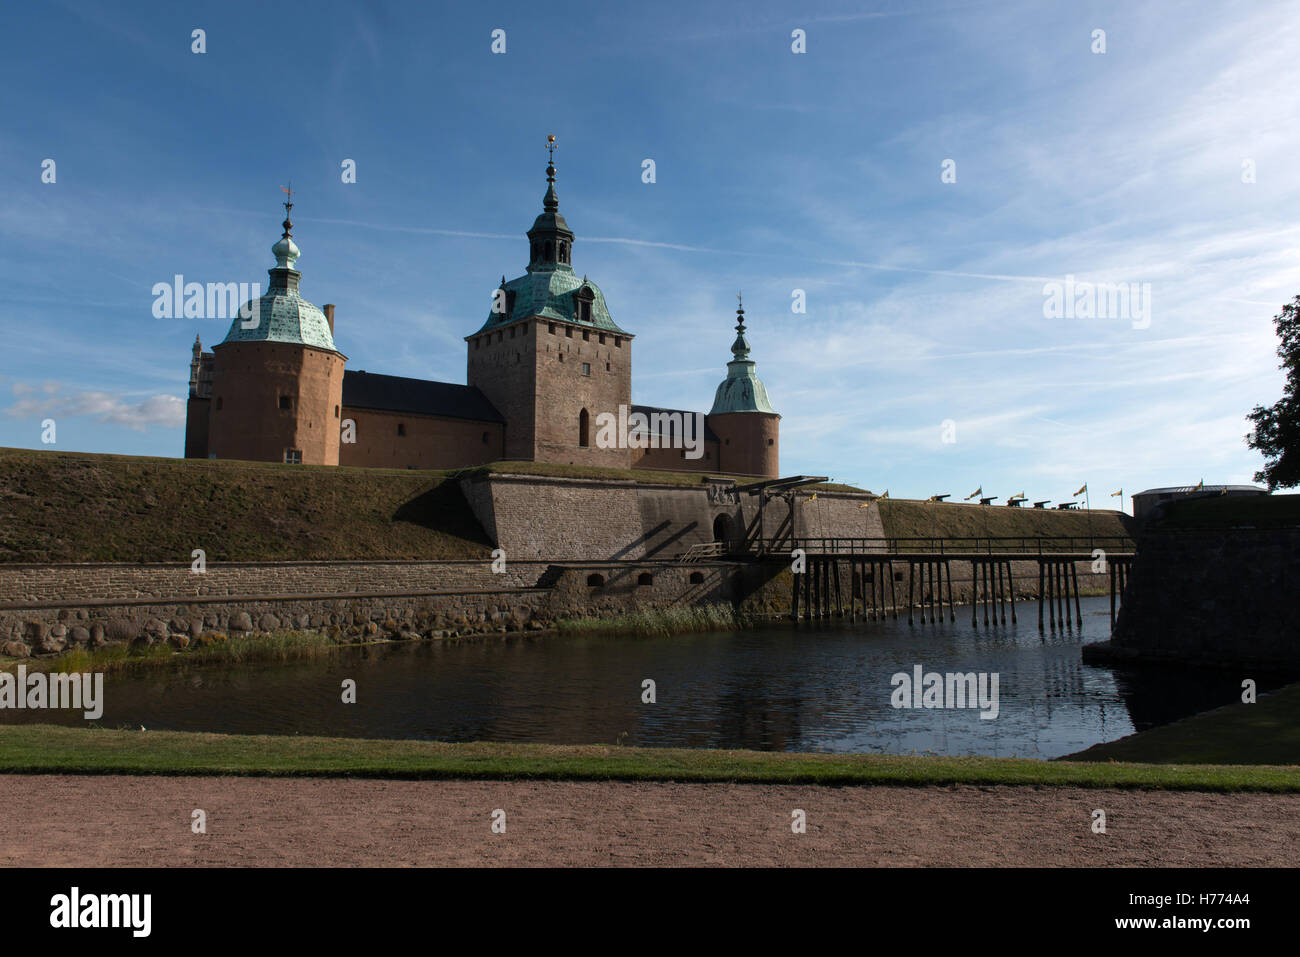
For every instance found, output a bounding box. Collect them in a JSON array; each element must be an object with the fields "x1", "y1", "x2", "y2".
[
  {"x1": 474, "y1": 269, "x2": 629, "y2": 335},
  {"x1": 473, "y1": 143, "x2": 630, "y2": 337},
  {"x1": 219, "y1": 209, "x2": 340, "y2": 353},
  {"x1": 709, "y1": 302, "x2": 776, "y2": 415}
]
